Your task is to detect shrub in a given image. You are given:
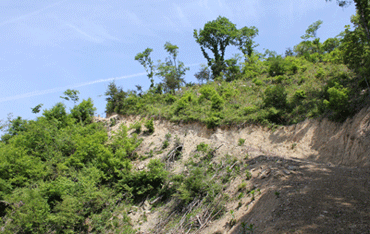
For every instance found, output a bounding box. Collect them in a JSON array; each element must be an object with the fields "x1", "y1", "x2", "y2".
[
  {"x1": 252, "y1": 78, "x2": 263, "y2": 86},
  {"x1": 130, "y1": 122, "x2": 141, "y2": 133},
  {"x1": 205, "y1": 114, "x2": 222, "y2": 129},
  {"x1": 174, "y1": 92, "x2": 196, "y2": 114},
  {"x1": 315, "y1": 68, "x2": 326, "y2": 80},
  {"x1": 145, "y1": 119, "x2": 154, "y2": 134},
  {"x1": 324, "y1": 82, "x2": 349, "y2": 120},
  {"x1": 263, "y1": 85, "x2": 287, "y2": 109},
  {"x1": 198, "y1": 86, "x2": 217, "y2": 102},
  {"x1": 162, "y1": 140, "x2": 169, "y2": 149},
  {"x1": 211, "y1": 93, "x2": 224, "y2": 110},
  {"x1": 71, "y1": 98, "x2": 96, "y2": 124},
  {"x1": 268, "y1": 56, "x2": 287, "y2": 77},
  {"x1": 196, "y1": 142, "x2": 209, "y2": 152},
  {"x1": 243, "y1": 105, "x2": 259, "y2": 115},
  {"x1": 43, "y1": 102, "x2": 68, "y2": 128},
  {"x1": 293, "y1": 90, "x2": 307, "y2": 105},
  {"x1": 164, "y1": 94, "x2": 177, "y2": 104}
]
